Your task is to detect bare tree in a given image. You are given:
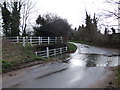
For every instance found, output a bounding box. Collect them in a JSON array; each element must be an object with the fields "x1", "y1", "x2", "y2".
[
  {"x1": 0, "y1": 0, "x2": 36, "y2": 36},
  {"x1": 20, "y1": 0, "x2": 36, "y2": 36},
  {"x1": 102, "y1": 0, "x2": 119, "y2": 19}
]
